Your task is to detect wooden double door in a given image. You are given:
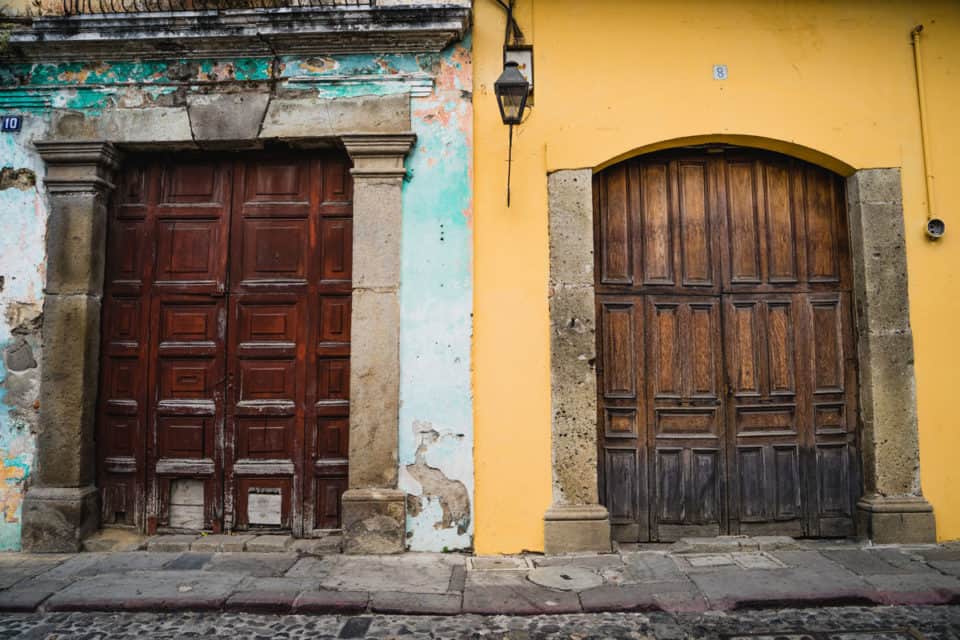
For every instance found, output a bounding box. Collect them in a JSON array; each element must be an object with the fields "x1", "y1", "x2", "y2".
[
  {"x1": 96, "y1": 152, "x2": 353, "y2": 536},
  {"x1": 596, "y1": 149, "x2": 860, "y2": 542}
]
